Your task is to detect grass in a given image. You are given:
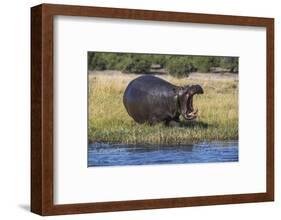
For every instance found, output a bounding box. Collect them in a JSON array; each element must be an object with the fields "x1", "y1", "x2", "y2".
[{"x1": 88, "y1": 72, "x2": 238, "y2": 145}]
